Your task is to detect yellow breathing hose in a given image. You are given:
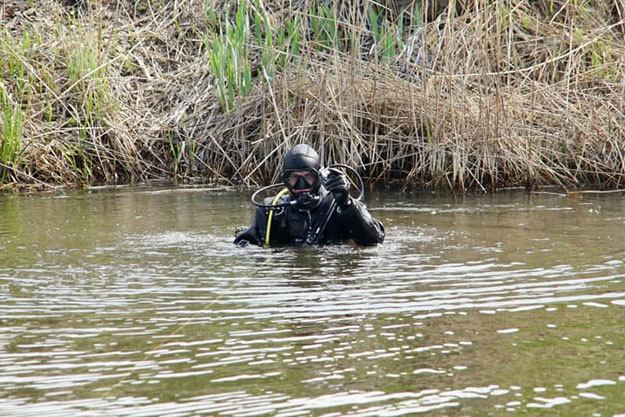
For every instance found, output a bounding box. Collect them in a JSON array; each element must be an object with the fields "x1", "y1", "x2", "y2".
[{"x1": 265, "y1": 187, "x2": 290, "y2": 246}]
